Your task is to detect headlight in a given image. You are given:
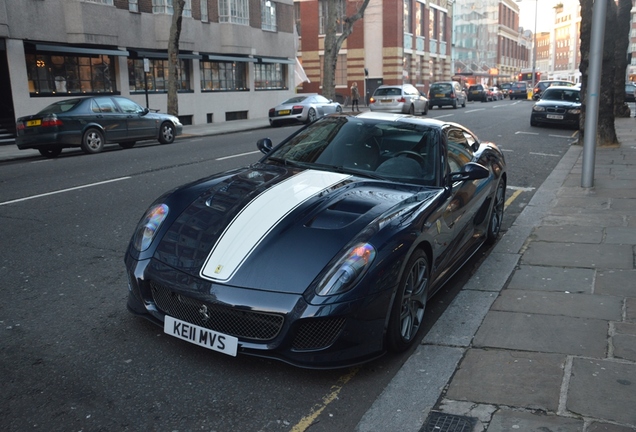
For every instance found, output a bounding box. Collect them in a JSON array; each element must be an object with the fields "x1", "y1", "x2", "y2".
[
  {"x1": 568, "y1": 108, "x2": 581, "y2": 114},
  {"x1": 132, "y1": 204, "x2": 169, "y2": 252},
  {"x1": 316, "y1": 243, "x2": 376, "y2": 296},
  {"x1": 533, "y1": 106, "x2": 546, "y2": 112}
]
